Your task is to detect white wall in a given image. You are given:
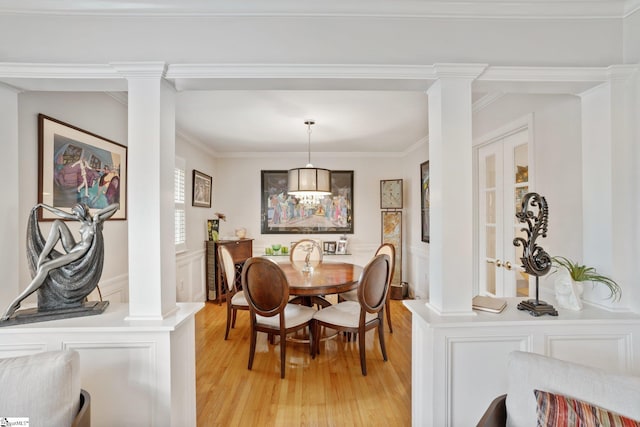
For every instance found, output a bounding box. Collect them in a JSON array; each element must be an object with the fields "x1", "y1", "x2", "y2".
[
  {"x1": 473, "y1": 94, "x2": 583, "y2": 293},
  {"x1": 624, "y1": 8, "x2": 640, "y2": 63},
  {"x1": 17, "y1": 92, "x2": 130, "y2": 297}
]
